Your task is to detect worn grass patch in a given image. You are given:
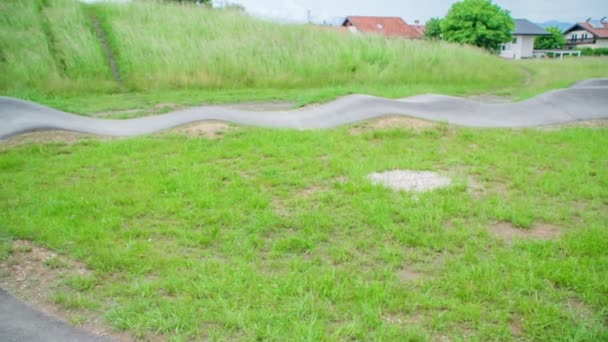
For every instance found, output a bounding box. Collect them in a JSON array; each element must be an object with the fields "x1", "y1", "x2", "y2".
[
  {"x1": 0, "y1": 125, "x2": 607, "y2": 340},
  {"x1": 489, "y1": 222, "x2": 564, "y2": 243}
]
